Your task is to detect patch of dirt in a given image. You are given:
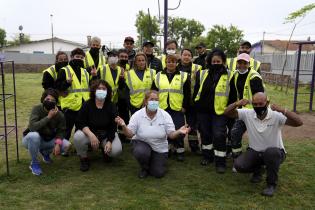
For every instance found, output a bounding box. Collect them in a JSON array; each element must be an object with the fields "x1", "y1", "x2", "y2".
[{"x1": 282, "y1": 112, "x2": 315, "y2": 140}]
